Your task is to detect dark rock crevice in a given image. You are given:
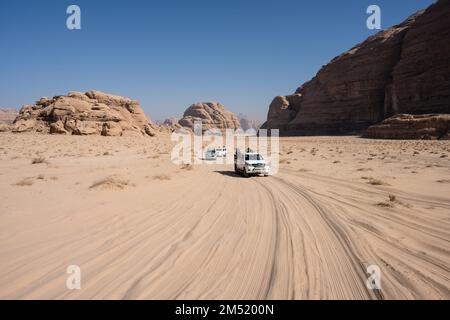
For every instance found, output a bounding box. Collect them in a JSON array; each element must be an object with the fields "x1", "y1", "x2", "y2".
[{"x1": 382, "y1": 20, "x2": 411, "y2": 120}]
